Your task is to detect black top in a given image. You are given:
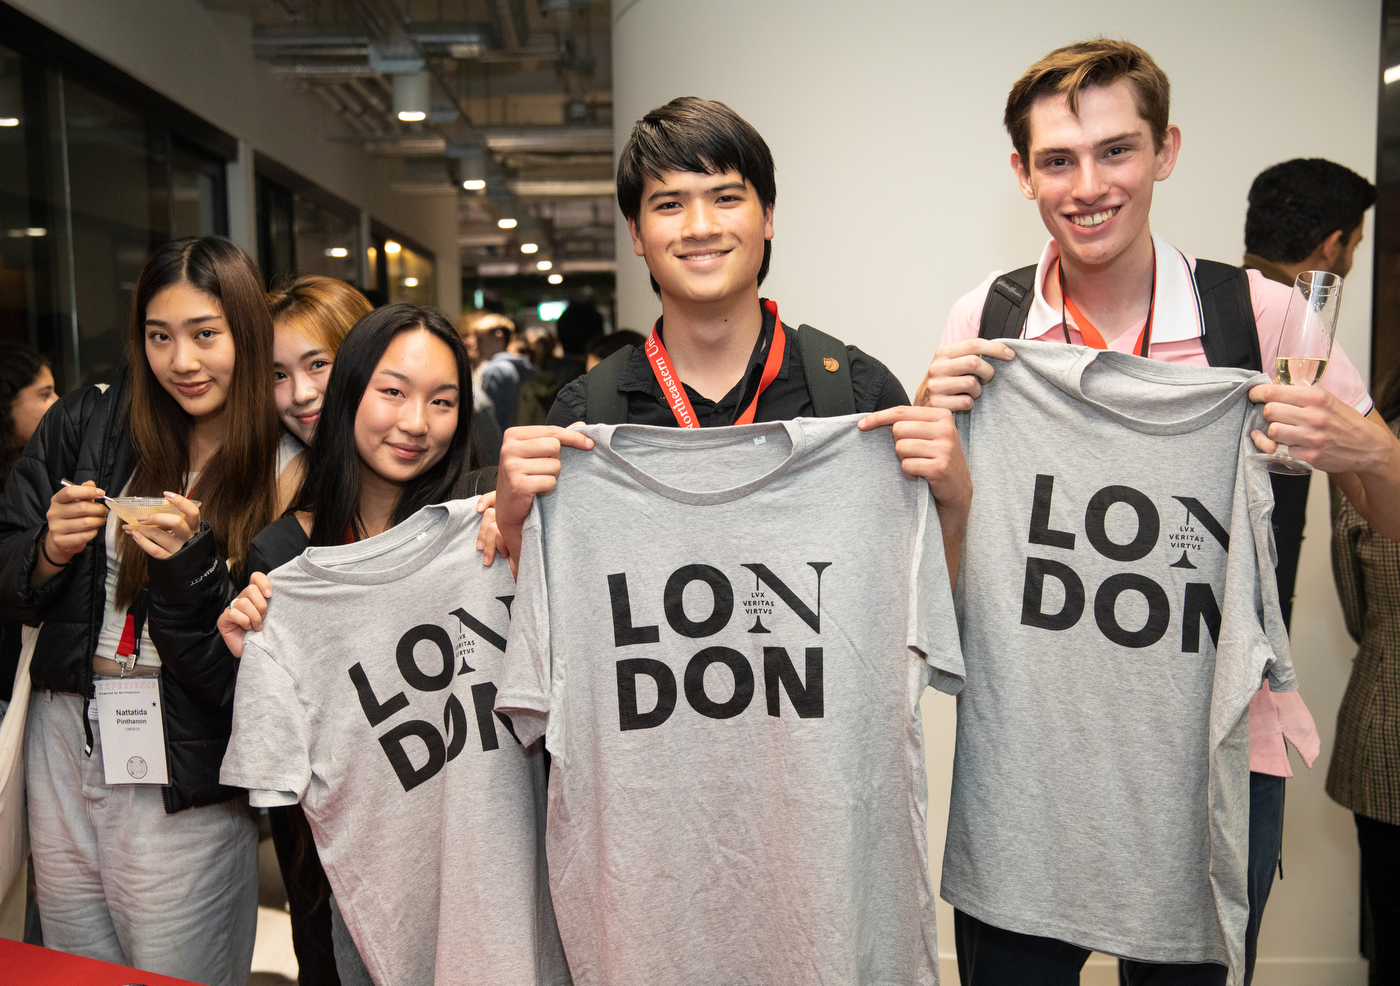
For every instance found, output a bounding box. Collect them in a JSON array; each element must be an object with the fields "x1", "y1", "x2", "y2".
[
  {"x1": 548, "y1": 302, "x2": 909, "y2": 427},
  {"x1": 248, "y1": 513, "x2": 312, "y2": 577},
  {"x1": 247, "y1": 467, "x2": 499, "y2": 576},
  {"x1": 0, "y1": 367, "x2": 251, "y2": 813}
]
